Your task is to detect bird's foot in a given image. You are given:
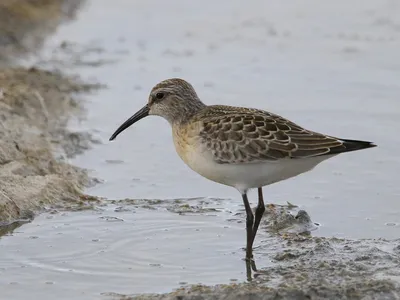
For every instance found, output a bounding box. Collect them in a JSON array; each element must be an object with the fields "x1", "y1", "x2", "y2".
[{"x1": 244, "y1": 256, "x2": 258, "y2": 280}]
